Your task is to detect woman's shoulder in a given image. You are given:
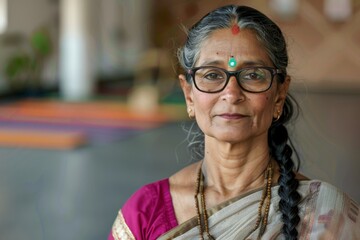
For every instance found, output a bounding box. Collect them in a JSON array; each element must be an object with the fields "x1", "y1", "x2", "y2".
[
  {"x1": 299, "y1": 179, "x2": 356, "y2": 201},
  {"x1": 119, "y1": 178, "x2": 178, "y2": 240},
  {"x1": 299, "y1": 179, "x2": 359, "y2": 218},
  {"x1": 299, "y1": 180, "x2": 355, "y2": 199},
  {"x1": 298, "y1": 180, "x2": 360, "y2": 238},
  {"x1": 122, "y1": 178, "x2": 172, "y2": 215},
  {"x1": 169, "y1": 161, "x2": 199, "y2": 187}
]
